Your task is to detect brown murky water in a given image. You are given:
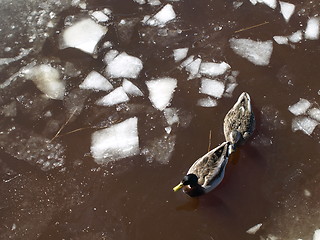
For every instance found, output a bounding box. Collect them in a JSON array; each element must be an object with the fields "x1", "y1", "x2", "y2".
[{"x1": 1, "y1": 0, "x2": 320, "y2": 239}]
